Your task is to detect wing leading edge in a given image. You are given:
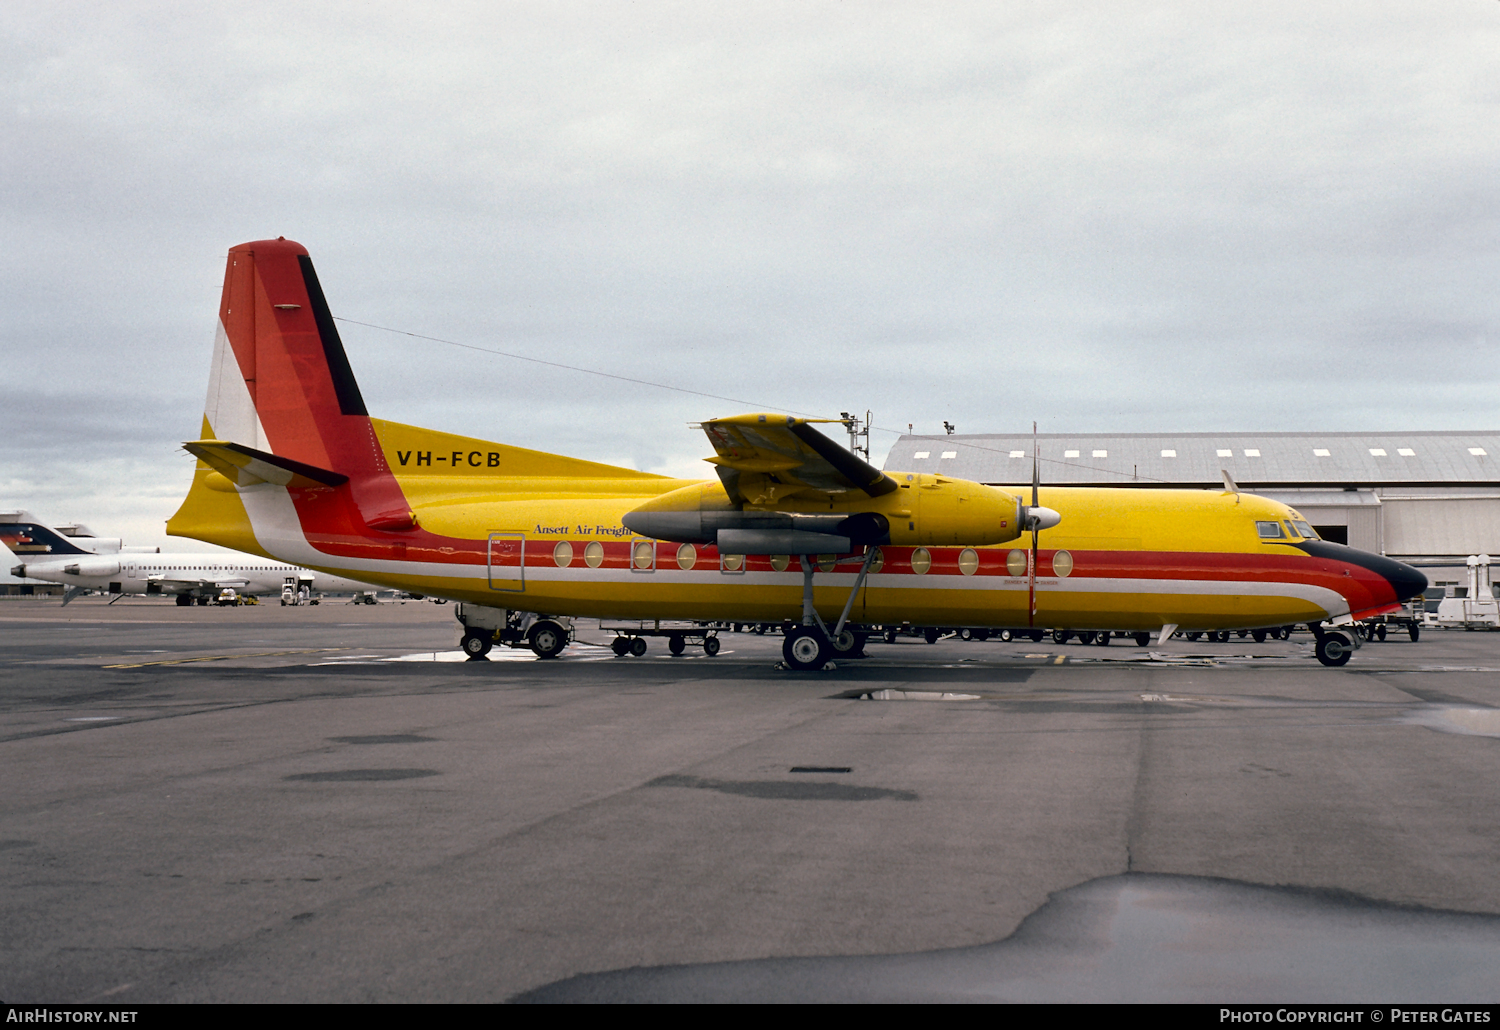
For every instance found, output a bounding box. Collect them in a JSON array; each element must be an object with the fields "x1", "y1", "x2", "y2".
[{"x1": 700, "y1": 414, "x2": 897, "y2": 507}]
